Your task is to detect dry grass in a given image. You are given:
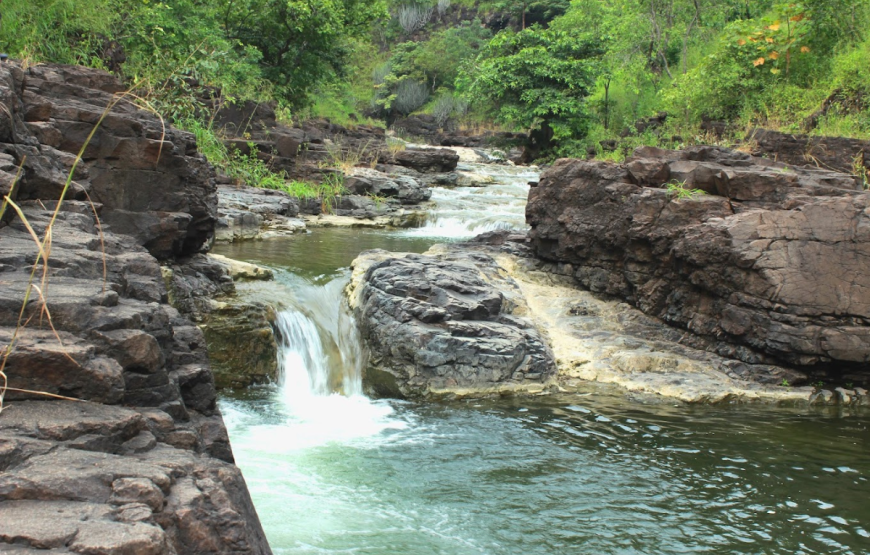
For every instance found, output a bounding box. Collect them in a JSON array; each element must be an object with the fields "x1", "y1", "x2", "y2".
[
  {"x1": 324, "y1": 138, "x2": 376, "y2": 174},
  {"x1": 0, "y1": 88, "x2": 166, "y2": 414}
]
